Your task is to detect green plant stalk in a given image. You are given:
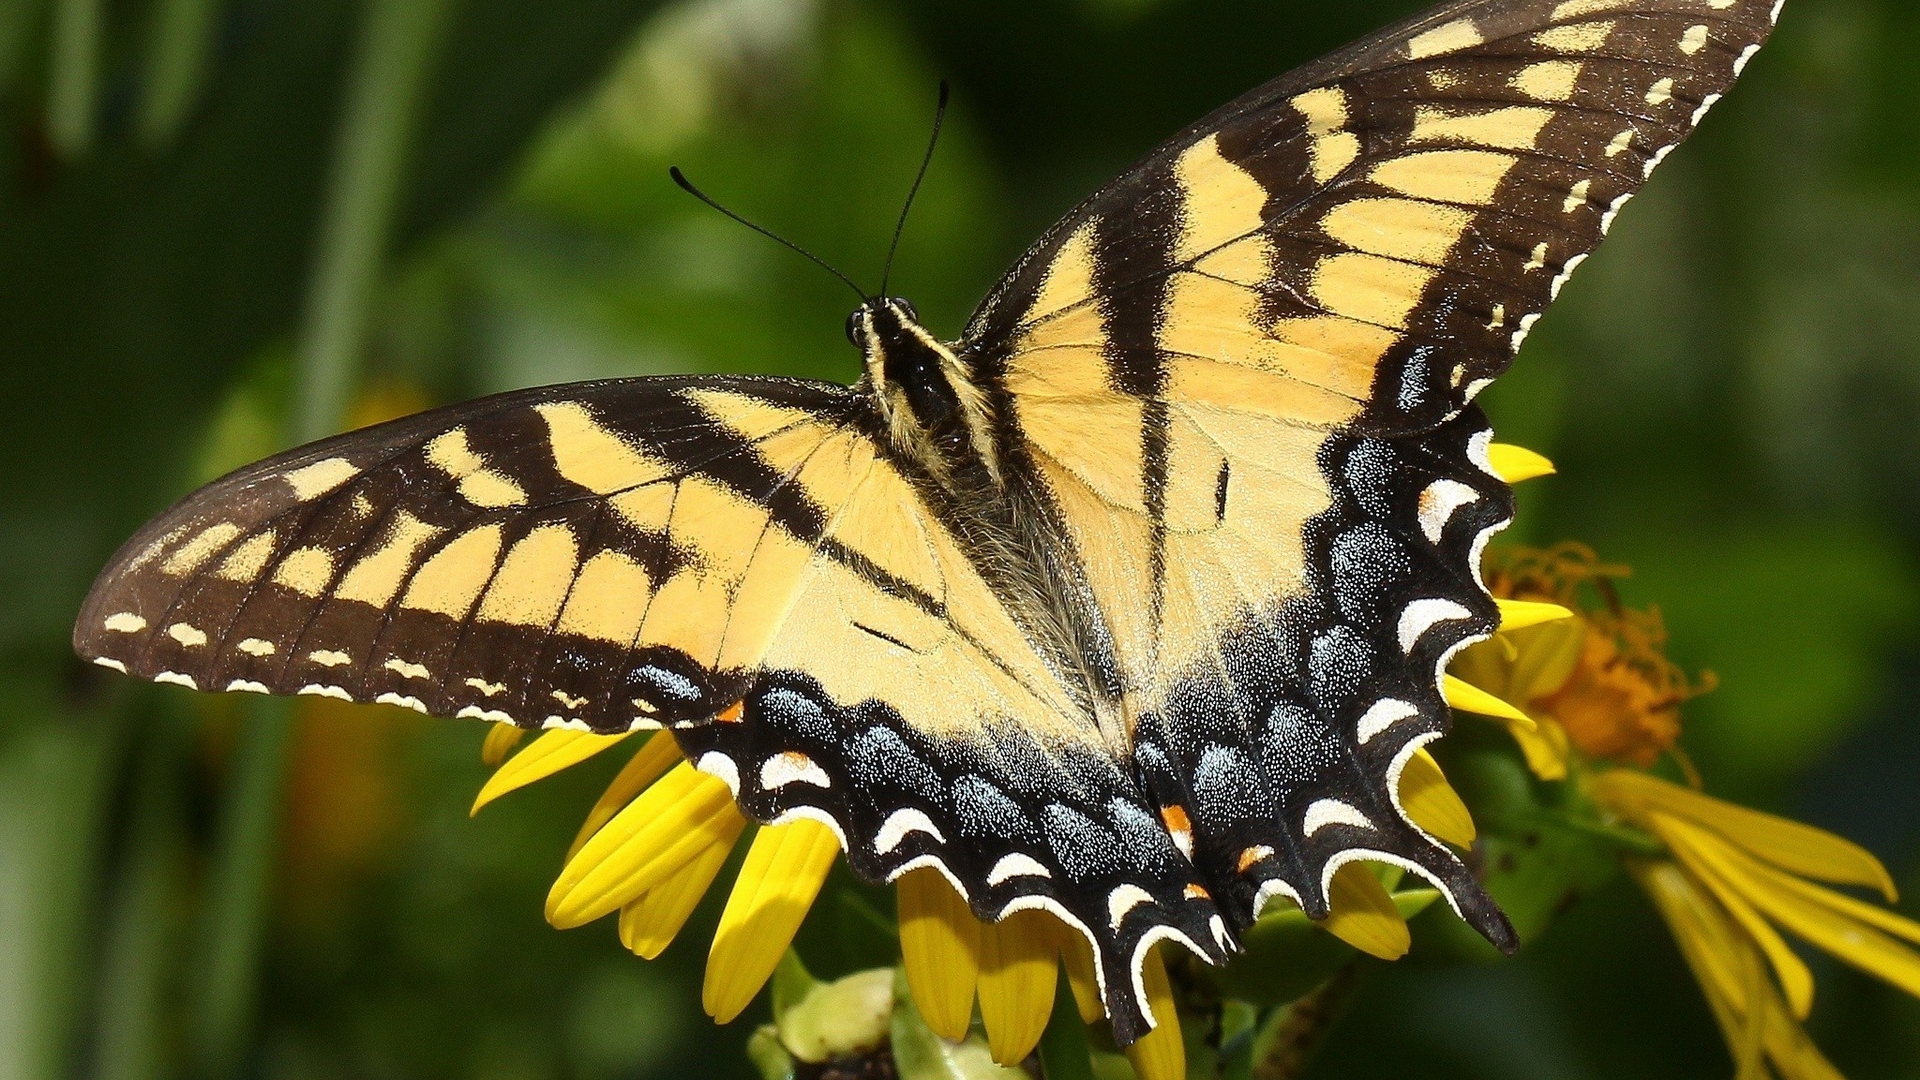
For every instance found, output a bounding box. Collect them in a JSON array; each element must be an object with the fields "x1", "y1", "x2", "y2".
[
  {"x1": 46, "y1": 0, "x2": 103, "y2": 156},
  {"x1": 292, "y1": 0, "x2": 460, "y2": 445},
  {"x1": 1036, "y1": 971, "x2": 1095, "y2": 1080},
  {"x1": 92, "y1": 713, "x2": 190, "y2": 1080},
  {"x1": 138, "y1": 0, "x2": 223, "y2": 148},
  {"x1": 185, "y1": 0, "x2": 460, "y2": 1073}
]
